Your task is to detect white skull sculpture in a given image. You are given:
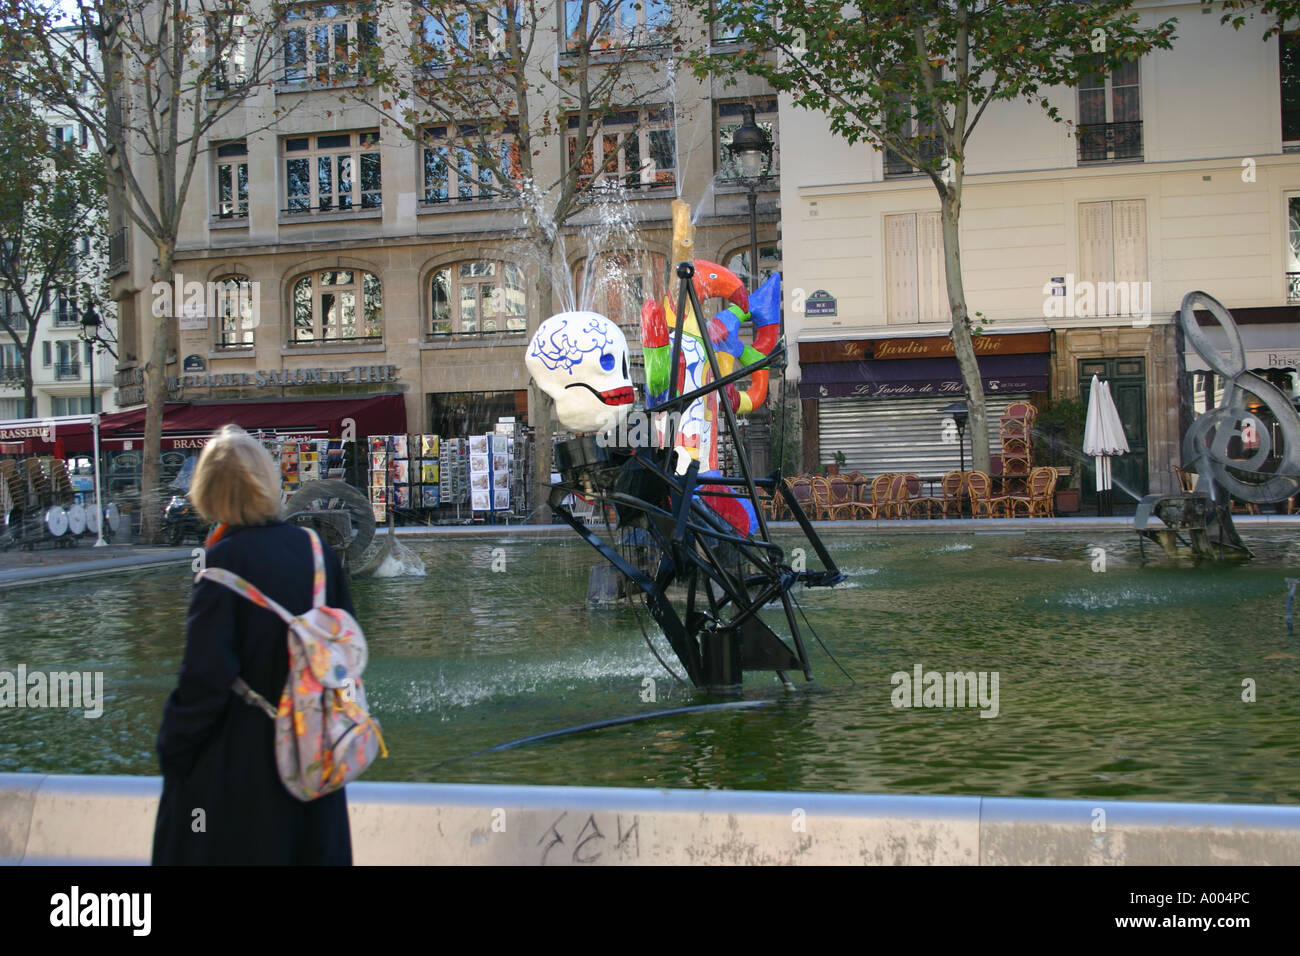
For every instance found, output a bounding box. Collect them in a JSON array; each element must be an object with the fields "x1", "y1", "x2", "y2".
[{"x1": 526, "y1": 311, "x2": 635, "y2": 433}]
